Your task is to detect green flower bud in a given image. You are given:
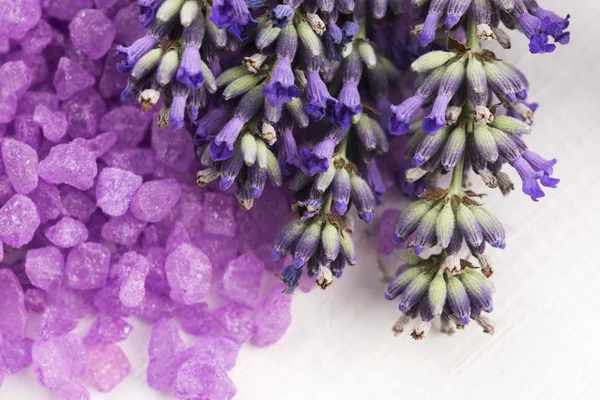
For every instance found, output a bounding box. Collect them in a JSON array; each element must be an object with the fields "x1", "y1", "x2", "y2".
[
  {"x1": 216, "y1": 66, "x2": 250, "y2": 88},
  {"x1": 157, "y1": 0, "x2": 186, "y2": 23},
  {"x1": 357, "y1": 41, "x2": 377, "y2": 69},
  {"x1": 466, "y1": 57, "x2": 487, "y2": 94},
  {"x1": 385, "y1": 266, "x2": 425, "y2": 300},
  {"x1": 321, "y1": 223, "x2": 340, "y2": 262},
  {"x1": 456, "y1": 203, "x2": 483, "y2": 247},
  {"x1": 255, "y1": 138, "x2": 268, "y2": 171},
  {"x1": 339, "y1": 230, "x2": 356, "y2": 265},
  {"x1": 285, "y1": 98, "x2": 309, "y2": 128},
  {"x1": 132, "y1": 48, "x2": 163, "y2": 80},
  {"x1": 156, "y1": 50, "x2": 180, "y2": 86},
  {"x1": 266, "y1": 149, "x2": 282, "y2": 187},
  {"x1": 313, "y1": 160, "x2": 335, "y2": 193},
  {"x1": 441, "y1": 125, "x2": 466, "y2": 171},
  {"x1": 411, "y1": 51, "x2": 455, "y2": 73},
  {"x1": 473, "y1": 124, "x2": 499, "y2": 163},
  {"x1": 200, "y1": 60, "x2": 217, "y2": 93},
  {"x1": 240, "y1": 133, "x2": 257, "y2": 166},
  {"x1": 222, "y1": 74, "x2": 262, "y2": 100},
  {"x1": 436, "y1": 203, "x2": 455, "y2": 248},
  {"x1": 180, "y1": 1, "x2": 200, "y2": 27},
  {"x1": 394, "y1": 200, "x2": 433, "y2": 243},
  {"x1": 428, "y1": 271, "x2": 447, "y2": 316},
  {"x1": 490, "y1": 116, "x2": 532, "y2": 135},
  {"x1": 297, "y1": 19, "x2": 322, "y2": 58}
]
